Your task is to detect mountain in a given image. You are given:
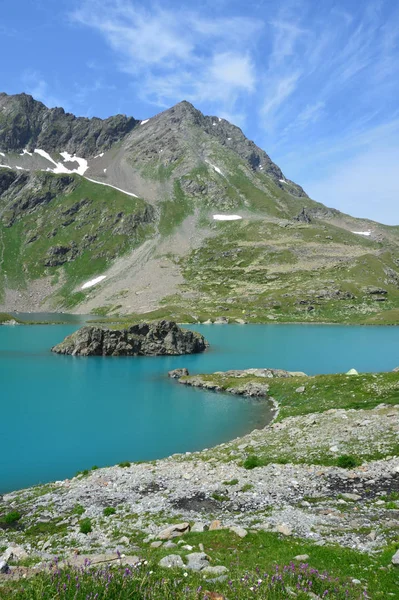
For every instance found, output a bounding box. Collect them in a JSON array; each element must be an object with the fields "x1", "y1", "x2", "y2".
[{"x1": 0, "y1": 92, "x2": 398, "y2": 324}]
